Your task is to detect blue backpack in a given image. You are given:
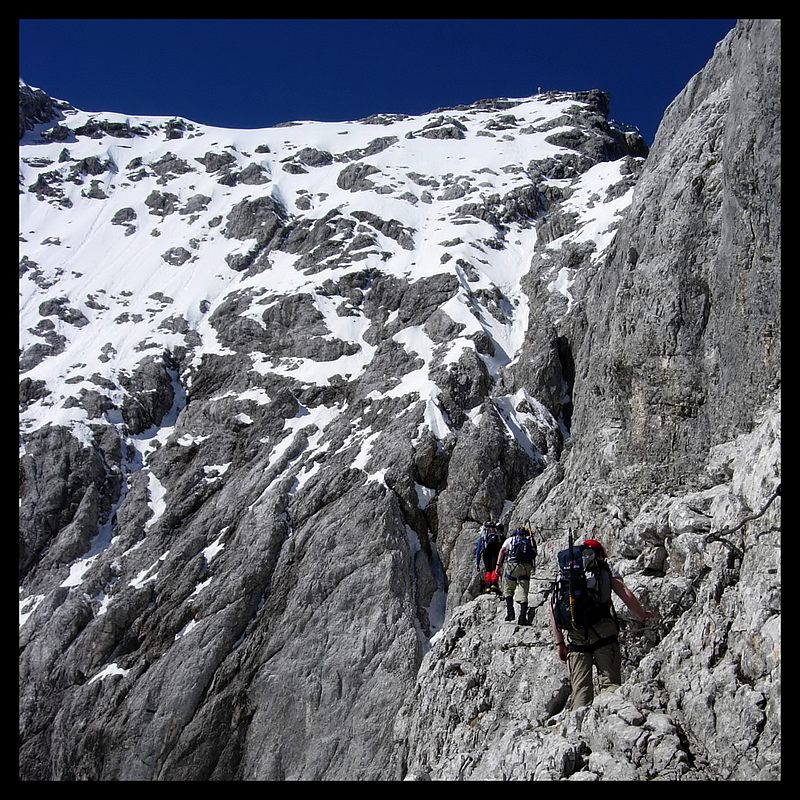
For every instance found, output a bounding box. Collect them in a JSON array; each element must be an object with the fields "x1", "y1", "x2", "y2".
[
  {"x1": 507, "y1": 528, "x2": 536, "y2": 568},
  {"x1": 551, "y1": 543, "x2": 613, "y2": 631}
]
